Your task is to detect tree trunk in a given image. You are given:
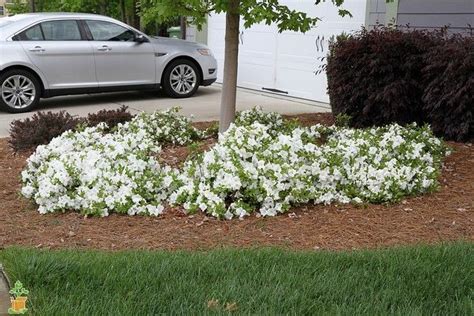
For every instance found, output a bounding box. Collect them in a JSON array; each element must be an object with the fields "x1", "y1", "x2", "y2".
[
  {"x1": 132, "y1": 0, "x2": 141, "y2": 30},
  {"x1": 99, "y1": 0, "x2": 107, "y2": 15},
  {"x1": 120, "y1": 0, "x2": 126, "y2": 22},
  {"x1": 29, "y1": 0, "x2": 35, "y2": 12},
  {"x1": 180, "y1": 16, "x2": 187, "y2": 40},
  {"x1": 219, "y1": 0, "x2": 240, "y2": 133}
]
